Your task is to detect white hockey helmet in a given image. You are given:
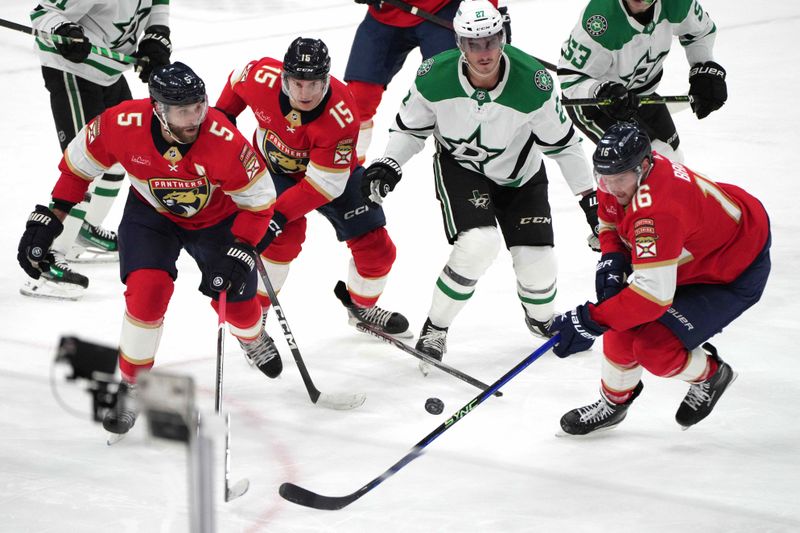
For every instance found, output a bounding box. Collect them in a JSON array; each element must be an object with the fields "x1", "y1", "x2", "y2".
[{"x1": 453, "y1": 0, "x2": 505, "y2": 47}]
